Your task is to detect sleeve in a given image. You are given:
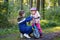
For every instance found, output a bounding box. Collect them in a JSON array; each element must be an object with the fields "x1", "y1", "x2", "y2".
[
  {"x1": 18, "y1": 16, "x2": 33, "y2": 24},
  {"x1": 37, "y1": 11, "x2": 41, "y2": 18},
  {"x1": 37, "y1": 11, "x2": 40, "y2": 17},
  {"x1": 17, "y1": 18, "x2": 26, "y2": 24},
  {"x1": 25, "y1": 16, "x2": 33, "y2": 22}
]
